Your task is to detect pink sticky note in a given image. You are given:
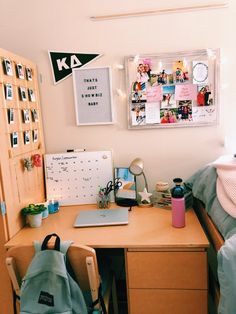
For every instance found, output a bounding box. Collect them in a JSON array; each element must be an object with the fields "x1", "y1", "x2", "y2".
[
  {"x1": 175, "y1": 84, "x2": 197, "y2": 100},
  {"x1": 147, "y1": 85, "x2": 162, "y2": 102}
]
